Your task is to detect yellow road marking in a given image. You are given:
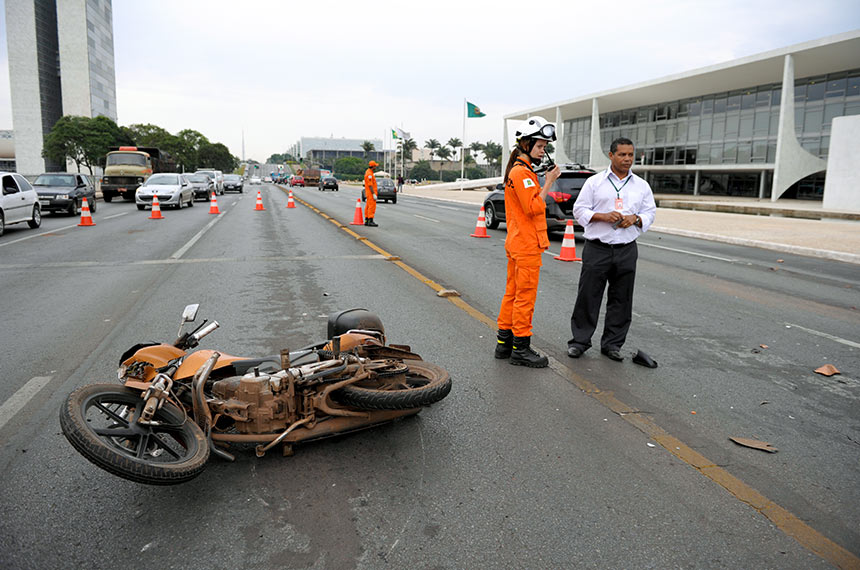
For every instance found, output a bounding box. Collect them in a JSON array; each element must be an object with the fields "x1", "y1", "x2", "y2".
[{"x1": 283, "y1": 186, "x2": 860, "y2": 569}]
